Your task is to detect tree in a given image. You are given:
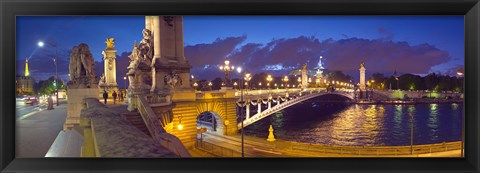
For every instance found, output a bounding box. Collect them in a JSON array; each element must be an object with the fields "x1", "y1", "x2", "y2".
[{"x1": 369, "y1": 73, "x2": 387, "y2": 90}]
